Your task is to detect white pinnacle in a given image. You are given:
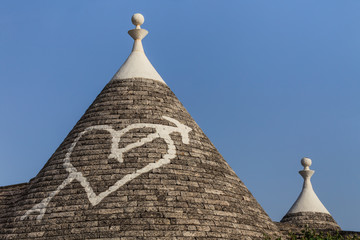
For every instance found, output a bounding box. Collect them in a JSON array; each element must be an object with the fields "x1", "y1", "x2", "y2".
[
  {"x1": 286, "y1": 157, "x2": 330, "y2": 214},
  {"x1": 112, "y1": 13, "x2": 165, "y2": 84}
]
